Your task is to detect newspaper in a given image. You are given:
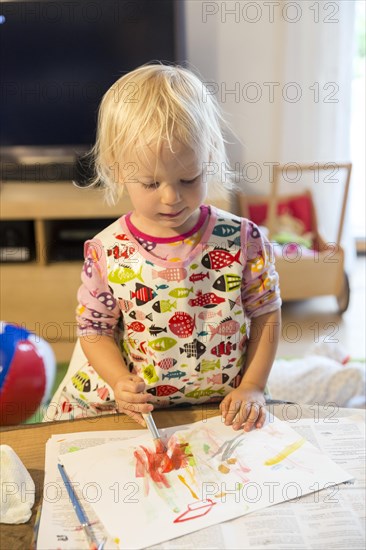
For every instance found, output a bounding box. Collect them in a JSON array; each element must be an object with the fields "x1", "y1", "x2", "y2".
[{"x1": 36, "y1": 413, "x2": 365, "y2": 550}]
